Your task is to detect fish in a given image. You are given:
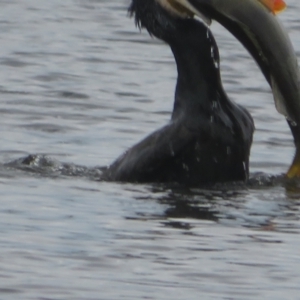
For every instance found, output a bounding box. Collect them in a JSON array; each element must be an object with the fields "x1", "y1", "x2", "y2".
[
  {"x1": 156, "y1": 0, "x2": 300, "y2": 177},
  {"x1": 157, "y1": 0, "x2": 299, "y2": 123}
]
